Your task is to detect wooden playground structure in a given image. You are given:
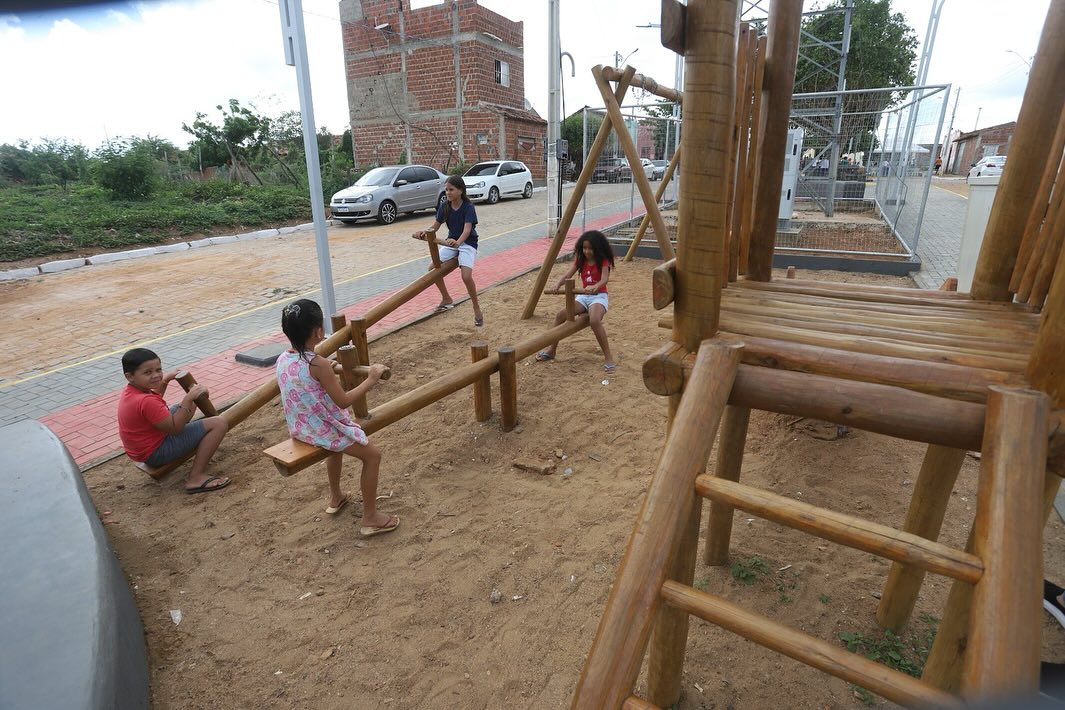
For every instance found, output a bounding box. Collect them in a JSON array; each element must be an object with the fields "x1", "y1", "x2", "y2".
[{"x1": 568, "y1": 0, "x2": 1065, "y2": 707}]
